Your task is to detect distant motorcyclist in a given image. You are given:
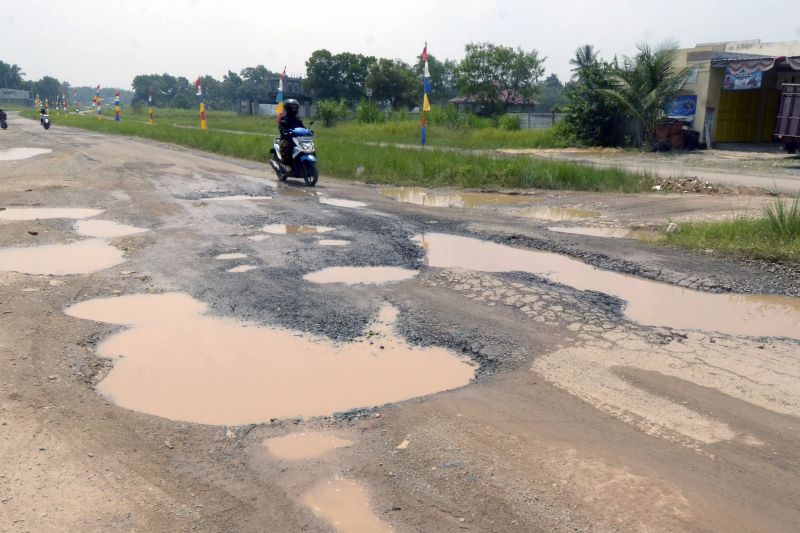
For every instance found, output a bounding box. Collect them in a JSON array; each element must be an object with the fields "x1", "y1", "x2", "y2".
[
  {"x1": 0, "y1": 108, "x2": 7, "y2": 130},
  {"x1": 278, "y1": 99, "x2": 304, "y2": 167}
]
